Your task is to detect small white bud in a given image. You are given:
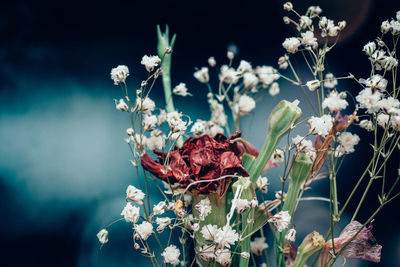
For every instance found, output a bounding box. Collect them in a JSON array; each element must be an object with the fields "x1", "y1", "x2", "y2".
[
  {"x1": 283, "y1": 2, "x2": 293, "y2": 11},
  {"x1": 227, "y1": 51, "x2": 234, "y2": 60}
]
